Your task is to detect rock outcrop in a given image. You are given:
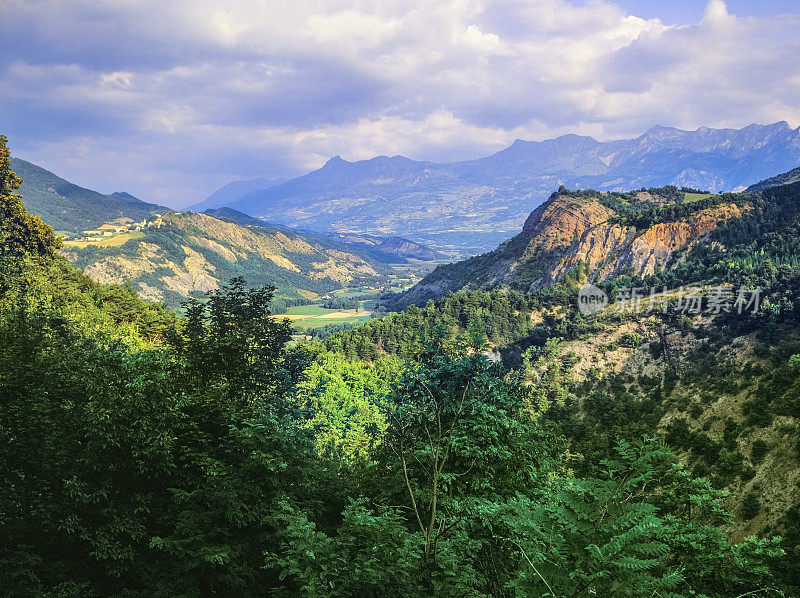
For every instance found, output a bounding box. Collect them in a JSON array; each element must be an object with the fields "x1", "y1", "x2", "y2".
[{"x1": 396, "y1": 189, "x2": 745, "y2": 307}]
